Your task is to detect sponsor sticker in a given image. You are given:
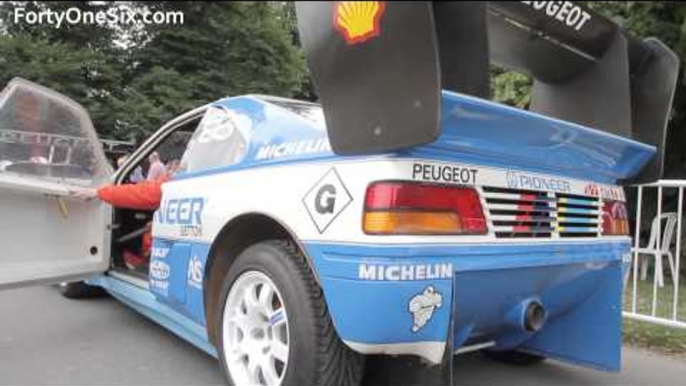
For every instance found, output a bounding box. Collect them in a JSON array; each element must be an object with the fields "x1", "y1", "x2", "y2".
[
  {"x1": 506, "y1": 170, "x2": 571, "y2": 193},
  {"x1": 359, "y1": 263, "x2": 453, "y2": 281},
  {"x1": 408, "y1": 286, "x2": 443, "y2": 333},
  {"x1": 156, "y1": 197, "x2": 205, "y2": 225},
  {"x1": 196, "y1": 106, "x2": 252, "y2": 144},
  {"x1": 333, "y1": 1, "x2": 386, "y2": 45},
  {"x1": 520, "y1": 1, "x2": 592, "y2": 31},
  {"x1": 584, "y1": 183, "x2": 600, "y2": 197},
  {"x1": 155, "y1": 197, "x2": 205, "y2": 238},
  {"x1": 584, "y1": 183, "x2": 624, "y2": 201},
  {"x1": 187, "y1": 255, "x2": 204, "y2": 290},
  {"x1": 302, "y1": 168, "x2": 353, "y2": 234},
  {"x1": 255, "y1": 138, "x2": 331, "y2": 161},
  {"x1": 151, "y1": 247, "x2": 170, "y2": 259},
  {"x1": 150, "y1": 260, "x2": 171, "y2": 296},
  {"x1": 412, "y1": 163, "x2": 478, "y2": 185},
  {"x1": 150, "y1": 260, "x2": 170, "y2": 281}
]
